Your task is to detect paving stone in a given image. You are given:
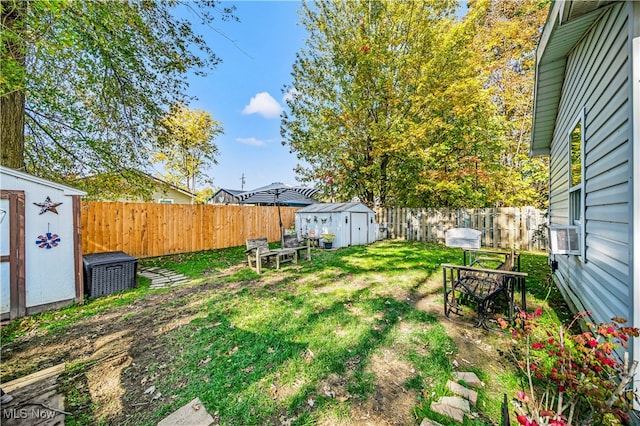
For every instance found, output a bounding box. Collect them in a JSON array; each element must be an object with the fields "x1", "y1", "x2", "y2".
[
  {"x1": 139, "y1": 267, "x2": 191, "y2": 288},
  {"x1": 430, "y1": 396, "x2": 469, "y2": 423},
  {"x1": 420, "y1": 419, "x2": 445, "y2": 426},
  {"x1": 157, "y1": 397, "x2": 214, "y2": 426},
  {"x1": 447, "y1": 380, "x2": 478, "y2": 405},
  {"x1": 442, "y1": 396, "x2": 470, "y2": 412},
  {"x1": 452, "y1": 371, "x2": 483, "y2": 388}
]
